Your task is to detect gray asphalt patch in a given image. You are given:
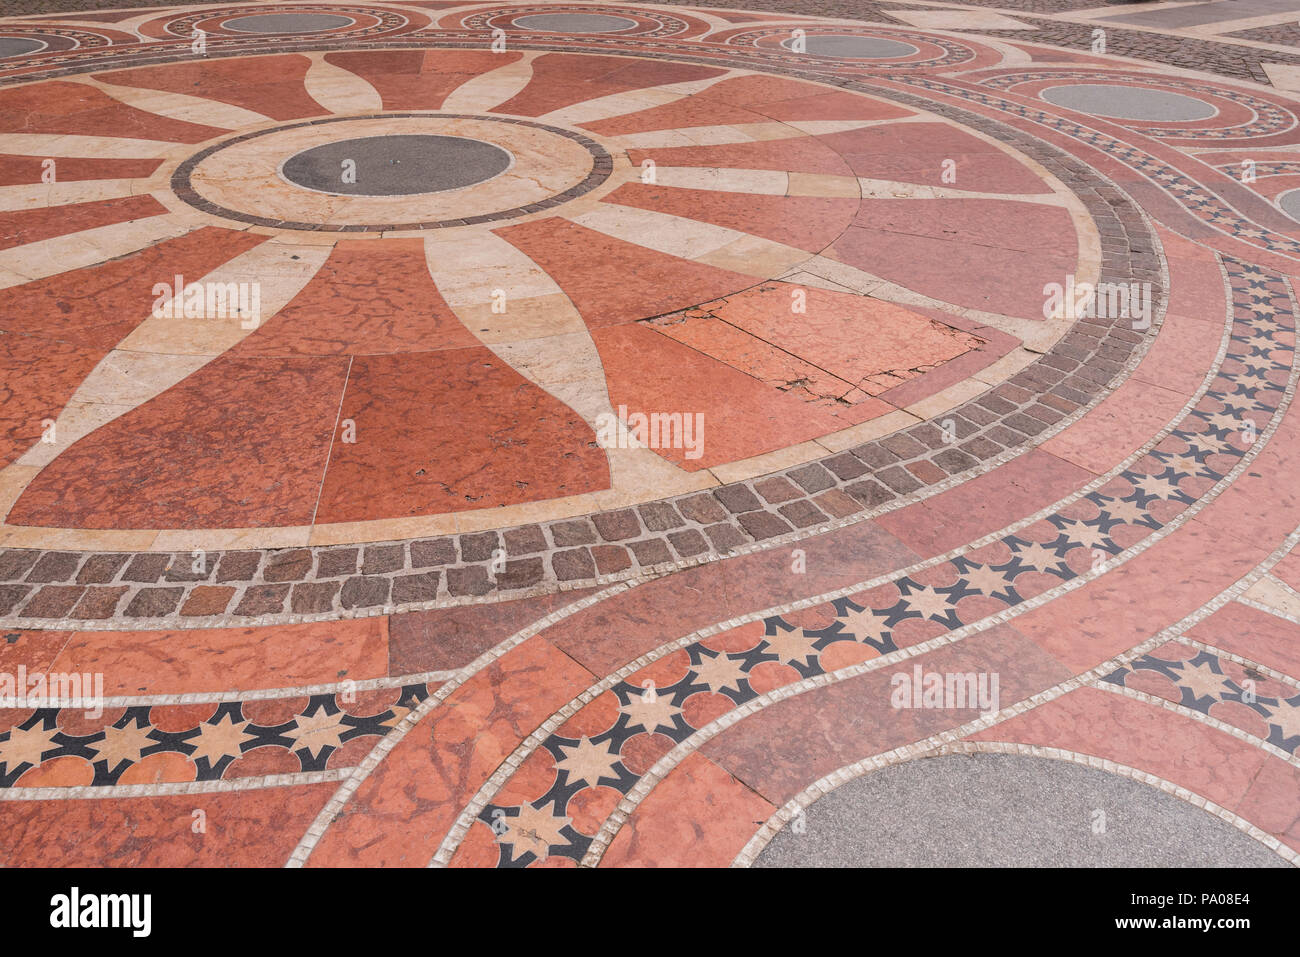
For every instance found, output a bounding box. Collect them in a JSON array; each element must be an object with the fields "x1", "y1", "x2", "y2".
[{"x1": 754, "y1": 752, "x2": 1288, "y2": 867}]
